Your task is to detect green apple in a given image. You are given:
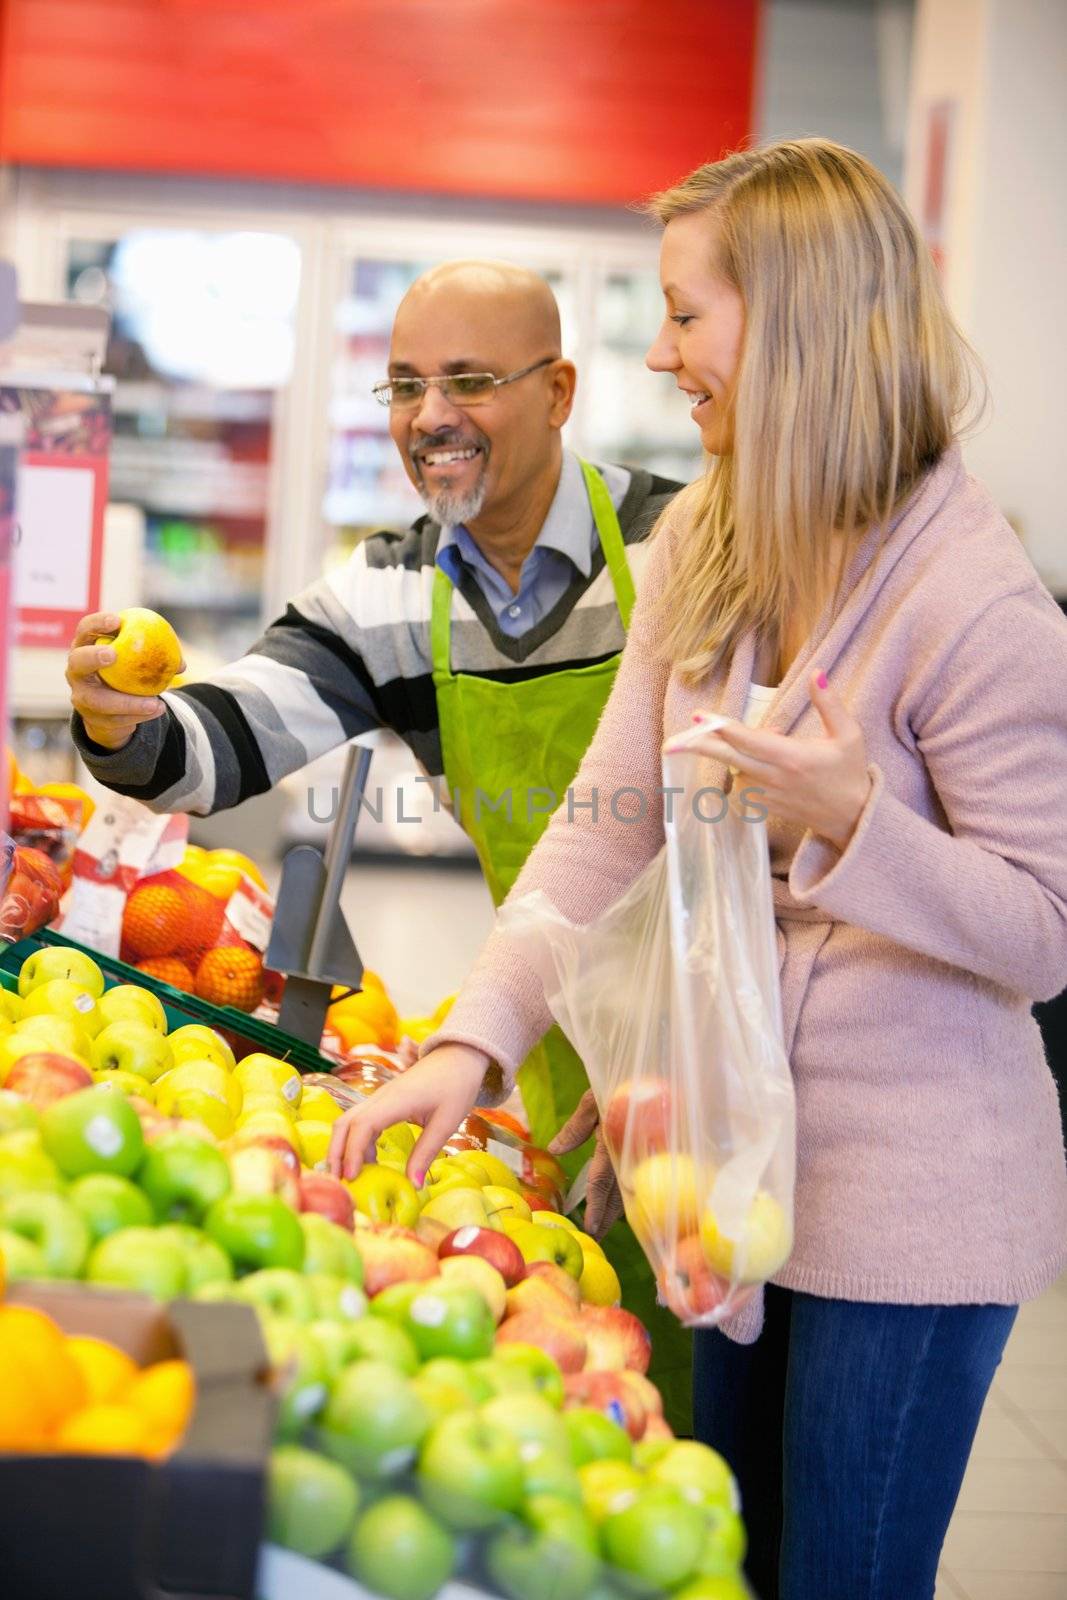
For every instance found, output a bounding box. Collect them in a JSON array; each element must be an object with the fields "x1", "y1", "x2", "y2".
[
  {"x1": 0, "y1": 1128, "x2": 63, "y2": 1197},
  {"x1": 481, "y1": 1393, "x2": 570, "y2": 1456},
  {"x1": 469, "y1": 1354, "x2": 539, "y2": 1398},
  {"x1": 69, "y1": 1172, "x2": 154, "y2": 1241},
  {"x1": 368, "y1": 1279, "x2": 428, "y2": 1324},
  {"x1": 491, "y1": 1342, "x2": 565, "y2": 1407},
  {"x1": 564, "y1": 1408, "x2": 633, "y2": 1467},
  {"x1": 91, "y1": 1020, "x2": 173, "y2": 1083},
  {"x1": 167, "y1": 1024, "x2": 236, "y2": 1072},
  {"x1": 306, "y1": 1319, "x2": 376, "y2": 1383},
  {"x1": 0, "y1": 1191, "x2": 91, "y2": 1277},
  {"x1": 633, "y1": 1435, "x2": 673, "y2": 1471},
  {"x1": 320, "y1": 1359, "x2": 430, "y2": 1480},
  {"x1": 512, "y1": 1220, "x2": 584, "y2": 1280},
  {"x1": 156, "y1": 1223, "x2": 234, "y2": 1291},
  {"x1": 87, "y1": 1226, "x2": 188, "y2": 1298},
  {"x1": 299, "y1": 1212, "x2": 363, "y2": 1283},
  {"x1": 694, "y1": 1506, "x2": 747, "y2": 1578},
  {"x1": 268, "y1": 1444, "x2": 360, "y2": 1559},
  {"x1": 601, "y1": 1485, "x2": 706, "y2": 1592},
  {"x1": 401, "y1": 1280, "x2": 496, "y2": 1363},
  {"x1": 18, "y1": 946, "x2": 105, "y2": 1000},
  {"x1": 20, "y1": 978, "x2": 104, "y2": 1038},
  {"x1": 95, "y1": 984, "x2": 168, "y2": 1033},
  {"x1": 648, "y1": 1441, "x2": 738, "y2": 1513},
  {"x1": 40, "y1": 1085, "x2": 145, "y2": 1178},
  {"x1": 578, "y1": 1460, "x2": 643, "y2": 1523},
  {"x1": 205, "y1": 1192, "x2": 305, "y2": 1272},
  {"x1": 417, "y1": 1410, "x2": 525, "y2": 1530},
  {"x1": 305, "y1": 1272, "x2": 367, "y2": 1323},
  {"x1": 335, "y1": 1316, "x2": 419, "y2": 1375},
  {"x1": 346, "y1": 1494, "x2": 456, "y2": 1600},
  {"x1": 0, "y1": 1089, "x2": 39, "y2": 1135},
  {"x1": 138, "y1": 1131, "x2": 232, "y2": 1223},
  {"x1": 486, "y1": 1493, "x2": 600, "y2": 1600},
  {"x1": 348, "y1": 1165, "x2": 420, "y2": 1228},
  {"x1": 409, "y1": 1371, "x2": 474, "y2": 1426},
  {"x1": 420, "y1": 1356, "x2": 492, "y2": 1406},
  {"x1": 521, "y1": 1442, "x2": 584, "y2": 1503},
  {"x1": 260, "y1": 1315, "x2": 331, "y2": 1441},
  {"x1": 674, "y1": 1578, "x2": 750, "y2": 1600},
  {"x1": 0, "y1": 1227, "x2": 48, "y2": 1279},
  {"x1": 234, "y1": 1267, "x2": 317, "y2": 1322}
]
